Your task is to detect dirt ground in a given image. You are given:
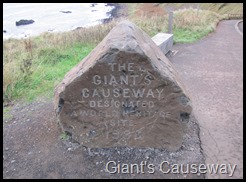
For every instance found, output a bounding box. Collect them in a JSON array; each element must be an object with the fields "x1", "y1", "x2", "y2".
[
  {"x1": 3, "y1": 97, "x2": 205, "y2": 179},
  {"x1": 134, "y1": 3, "x2": 167, "y2": 17}
]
